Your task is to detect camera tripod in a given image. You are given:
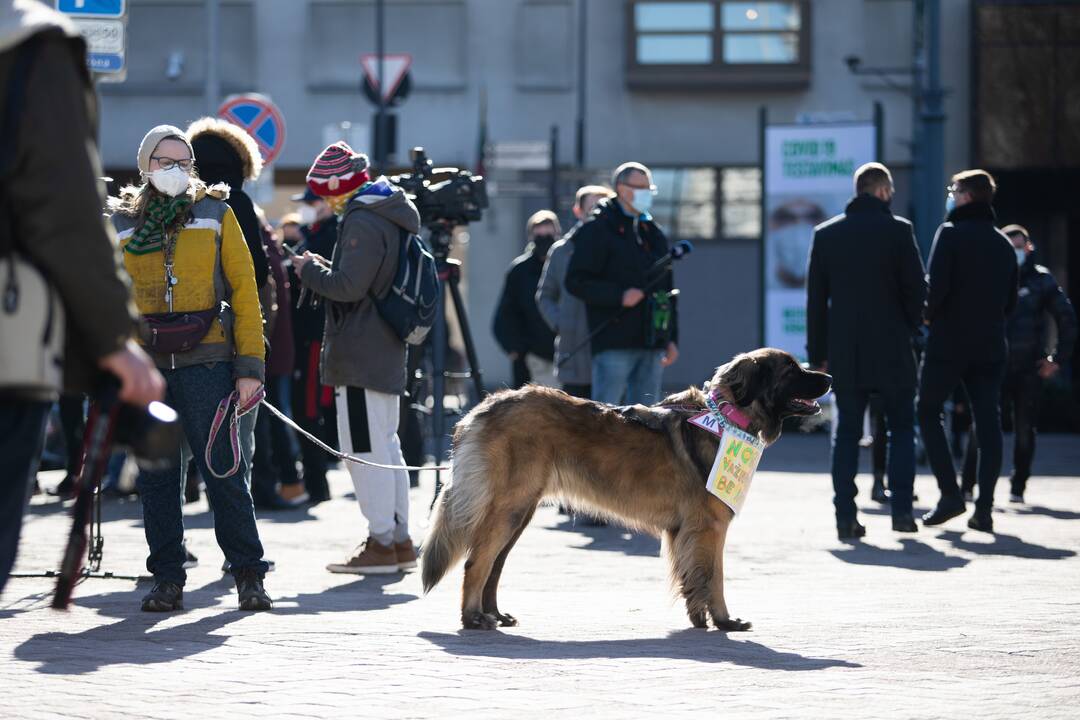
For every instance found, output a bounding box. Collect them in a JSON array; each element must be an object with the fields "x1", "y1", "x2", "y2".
[
  {"x1": 410, "y1": 222, "x2": 485, "y2": 502},
  {"x1": 11, "y1": 390, "x2": 149, "y2": 607}
]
